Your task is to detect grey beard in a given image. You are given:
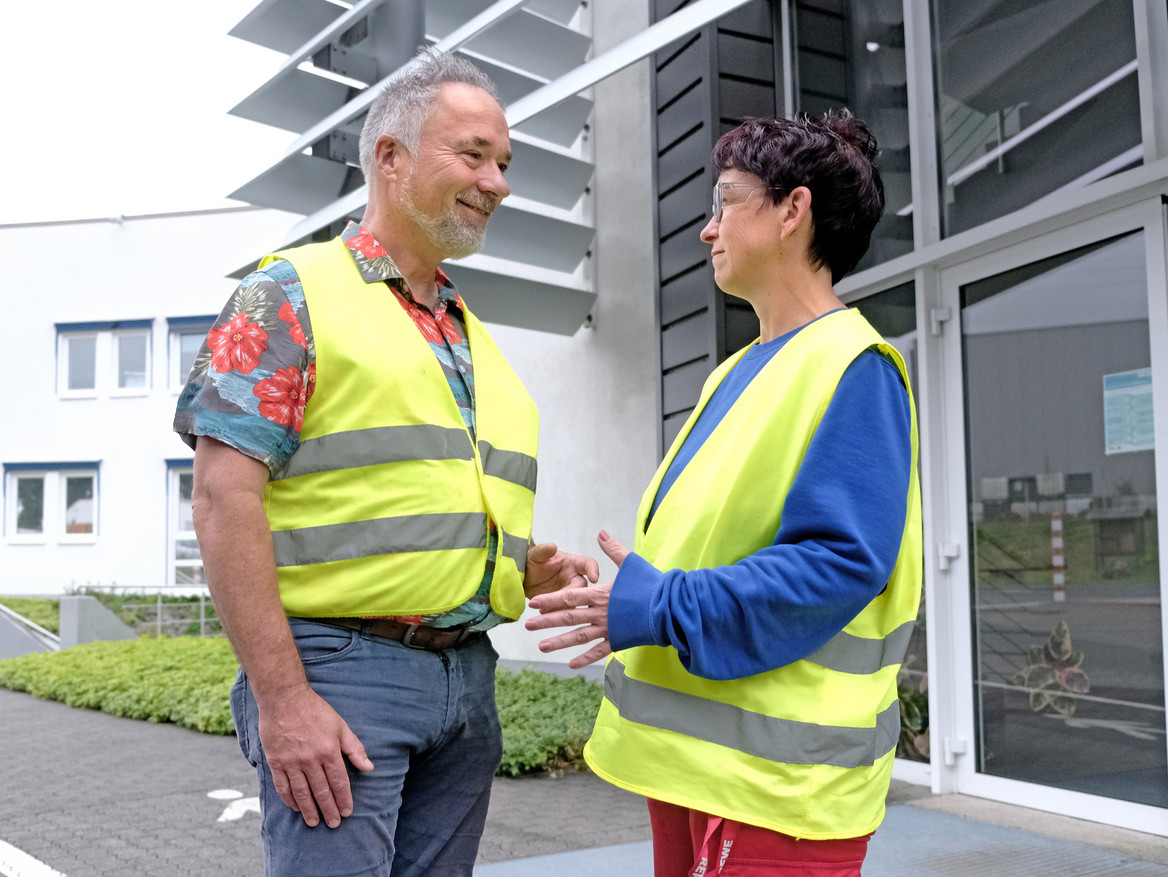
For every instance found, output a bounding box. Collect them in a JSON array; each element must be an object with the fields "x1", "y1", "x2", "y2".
[{"x1": 401, "y1": 180, "x2": 489, "y2": 260}]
